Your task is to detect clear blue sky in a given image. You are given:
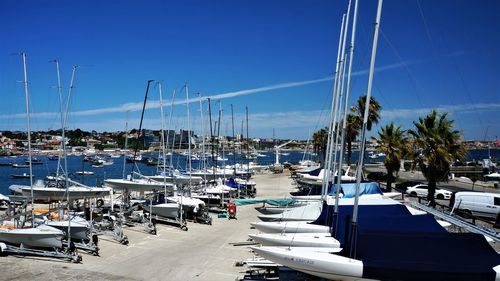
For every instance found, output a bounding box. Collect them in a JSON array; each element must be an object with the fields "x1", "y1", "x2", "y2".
[{"x1": 1, "y1": 0, "x2": 499, "y2": 140}]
